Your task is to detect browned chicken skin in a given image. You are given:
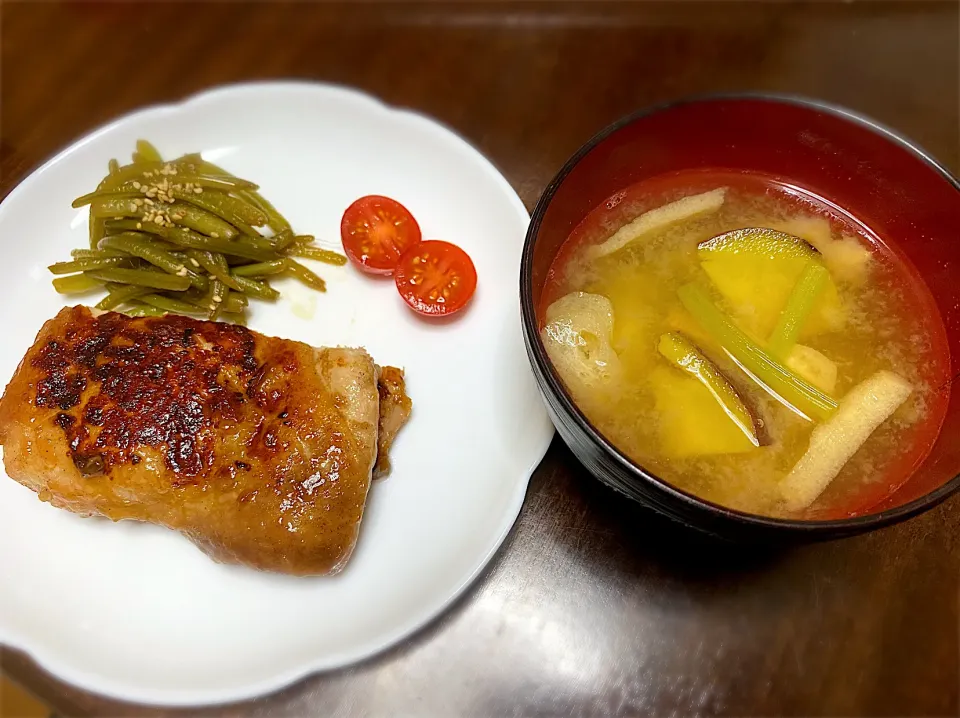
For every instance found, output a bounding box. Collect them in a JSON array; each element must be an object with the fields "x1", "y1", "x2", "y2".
[
  {"x1": 0, "y1": 306, "x2": 410, "y2": 575},
  {"x1": 374, "y1": 366, "x2": 413, "y2": 478}
]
